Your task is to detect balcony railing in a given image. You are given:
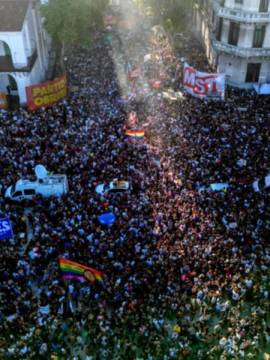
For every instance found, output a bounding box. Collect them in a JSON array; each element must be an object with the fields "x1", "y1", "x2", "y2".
[
  {"x1": 0, "y1": 49, "x2": 37, "y2": 73},
  {"x1": 211, "y1": 37, "x2": 270, "y2": 58},
  {"x1": 210, "y1": 0, "x2": 270, "y2": 23}
]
